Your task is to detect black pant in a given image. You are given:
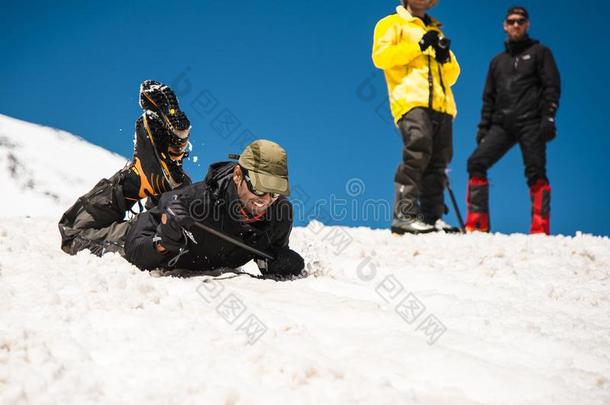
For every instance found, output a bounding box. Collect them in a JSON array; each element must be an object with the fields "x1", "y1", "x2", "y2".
[
  {"x1": 467, "y1": 121, "x2": 547, "y2": 186},
  {"x1": 395, "y1": 108, "x2": 453, "y2": 222},
  {"x1": 58, "y1": 170, "x2": 134, "y2": 256}
]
